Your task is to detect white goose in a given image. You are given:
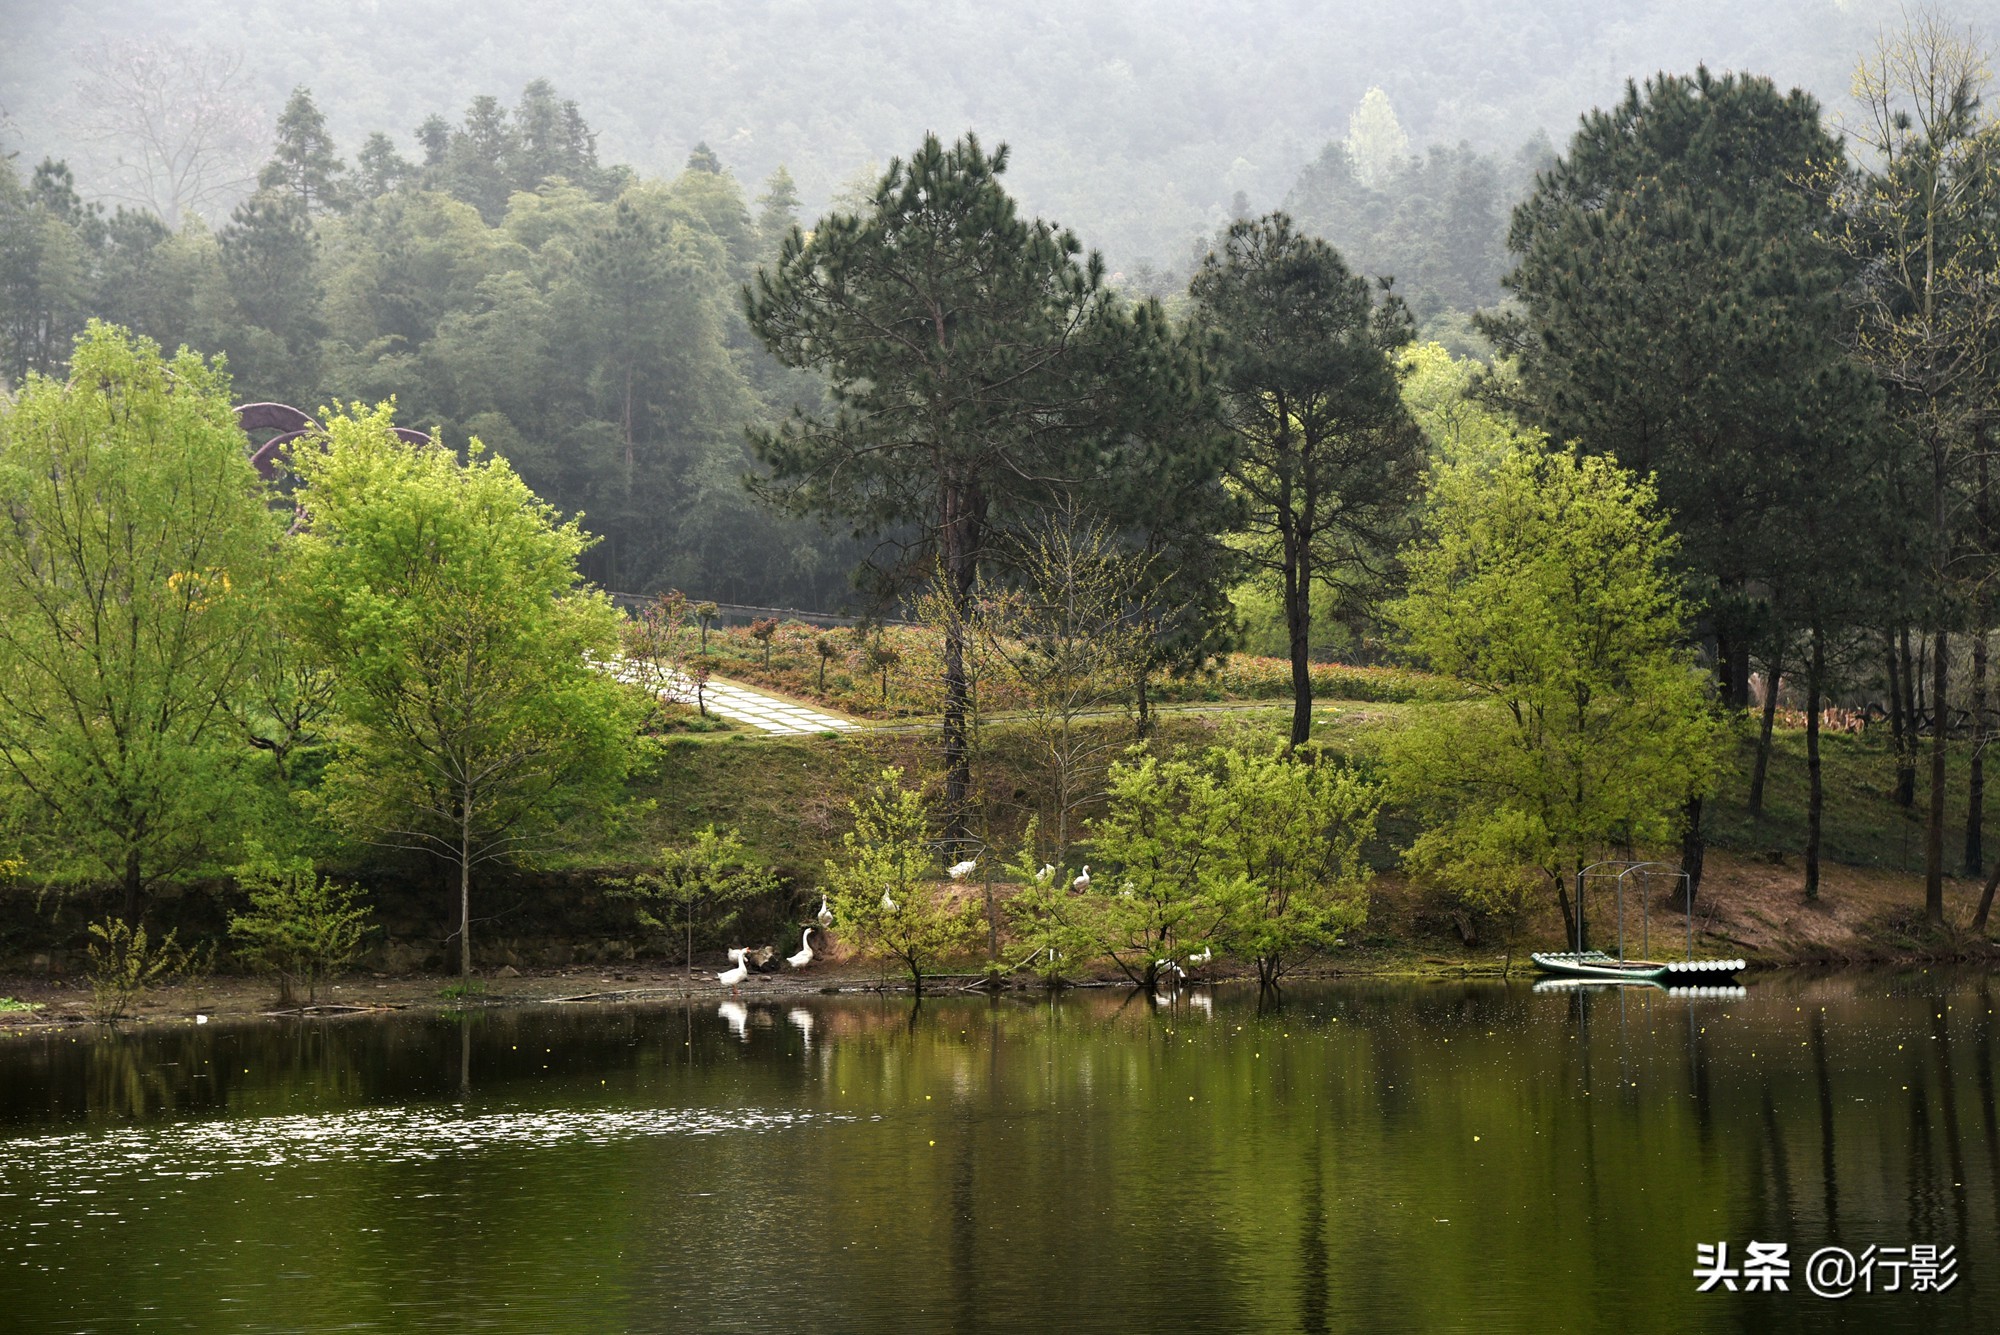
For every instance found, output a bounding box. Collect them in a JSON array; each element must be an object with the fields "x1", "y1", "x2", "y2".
[
  {"x1": 1187, "y1": 946, "x2": 1212, "y2": 968},
  {"x1": 717, "y1": 953, "x2": 751, "y2": 989},
  {"x1": 1037, "y1": 863, "x2": 1056, "y2": 884},
  {"x1": 786, "y1": 927, "x2": 816, "y2": 969},
  {"x1": 1072, "y1": 865, "x2": 1092, "y2": 892},
  {"x1": 880, "y1": 888, "x2": 899, "y2": 913},
  {"x1": 816, "y1": 894, "x2": 834, "y2": 928},
  {"x1": 947, "y1": 858, "x2": 979, "y2": 880}
]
